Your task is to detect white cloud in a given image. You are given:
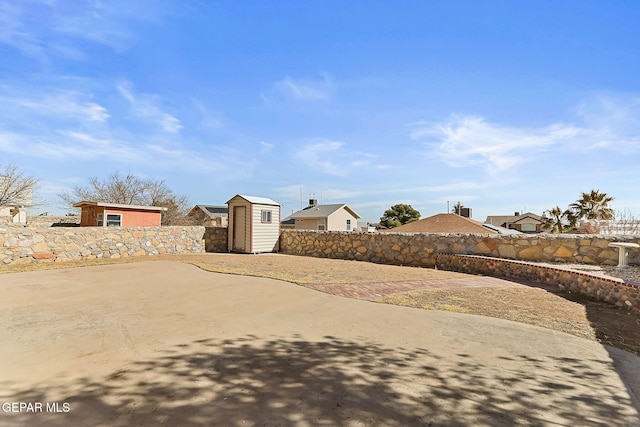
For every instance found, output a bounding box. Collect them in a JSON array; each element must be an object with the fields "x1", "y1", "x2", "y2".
[
  {"x1": 117, "y1": 83, "x2": 182, "y2": 134},
  {"x1": 0, "y1": 0, "x2": 169, "y2": 66},
  {"x1": 259, "y1": 141, "x2": 275, "y2": 152},
  {"x1": 571, "y1": 94, "x2": 640, "y2": 150},
  {"x1": 295, "y1": 139, "x2": 346, "y2": 176},
  {"x1": 294, "y1": 138, "x2": 383, "y2": 177},
  {"x1": 0, "y1": 90, "x2": 110, "y2": 123},
  {"x1": 412, "y1": 99, "x2": 640, "y2": 176},
  {"x1": 270, "y1": 74, "x2": 334, "y2": 102},
  {"x1": 411, "y1": 115, "x2": 560, "y2": 174}
]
